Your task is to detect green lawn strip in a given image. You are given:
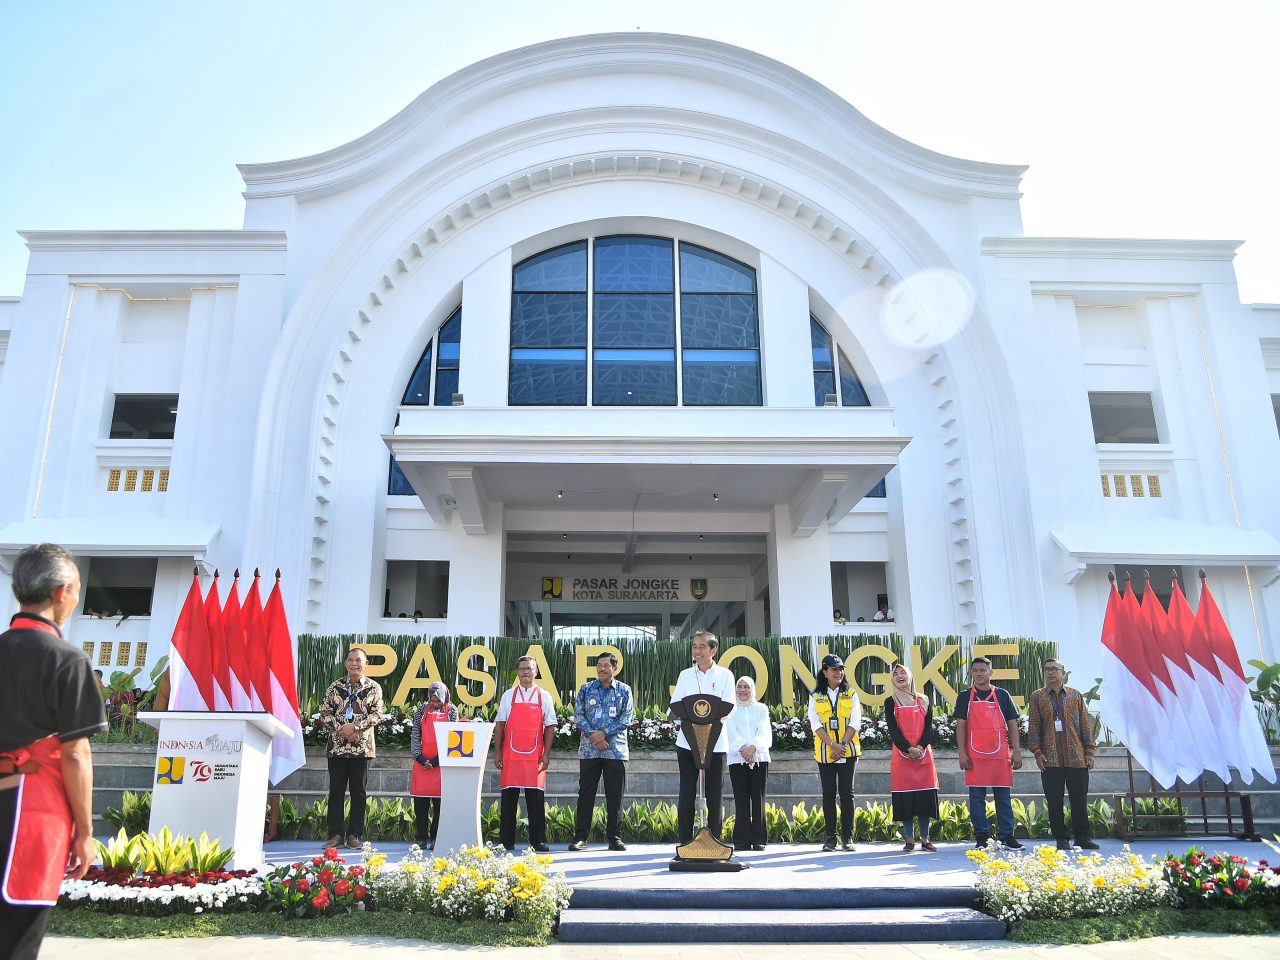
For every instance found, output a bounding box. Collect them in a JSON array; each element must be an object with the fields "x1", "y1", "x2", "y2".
[
  {"x1": 1007, "y1": 906, "x2": 1280, "y2": 944},
  {"x1": 48, "y1": 909, "x2": 552, "y2": 946}
]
